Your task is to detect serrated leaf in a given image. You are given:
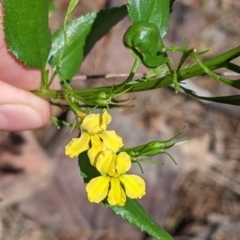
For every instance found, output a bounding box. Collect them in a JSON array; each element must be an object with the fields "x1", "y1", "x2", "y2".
[
  {"x1": 106, "y1": 199, "x2": 174, "y2": 240},
  {"x1": 4, "y1": 0, "x2": 51, "y2": 70},
  {"x1": 49, "y1": 5, "x2": 127, "y2": 81},
  {"x1": 127, "y1": 0, "x2": 175, "y2": 37}
]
